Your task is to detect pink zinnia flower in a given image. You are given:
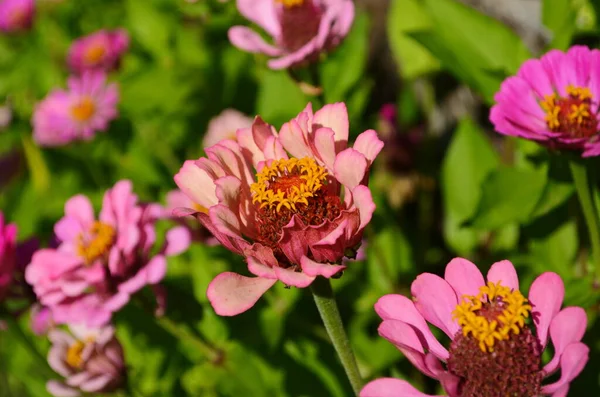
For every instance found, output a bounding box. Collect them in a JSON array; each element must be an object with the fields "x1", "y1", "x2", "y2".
[
  {"x1": 32, "y1": 71, "x2": 119, "y2": 147},
  {"x1": 0, "y1": 212, "x2": 17, "y2": 302},
  {"x1": 174, "y1": 102, "x2": 383, "y2": 316},
  {"x1": 203, "y1": 108, "x2": 253, "y2": 149},
  {"x1": 360, "y1": 258, "x2": 589, "y2": 397},
  {"x1": 25, "y1": 180, "x2": 191, "y2": 327},
  {"x1": 47, "y1": 324, "x2": 125, "y2": 397},
  {"x1": 67, "y1": 29, "x2": 129, "y2": 75},
  {"x1": 228, "y1": 0, "x2": 355, "y2": 69},
  {"x1": 491, "y1": 45, "x2": 600, "y2": 157},
  {"x1": 0, "y1": 0, "x2": 35, "y2": 33}
]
